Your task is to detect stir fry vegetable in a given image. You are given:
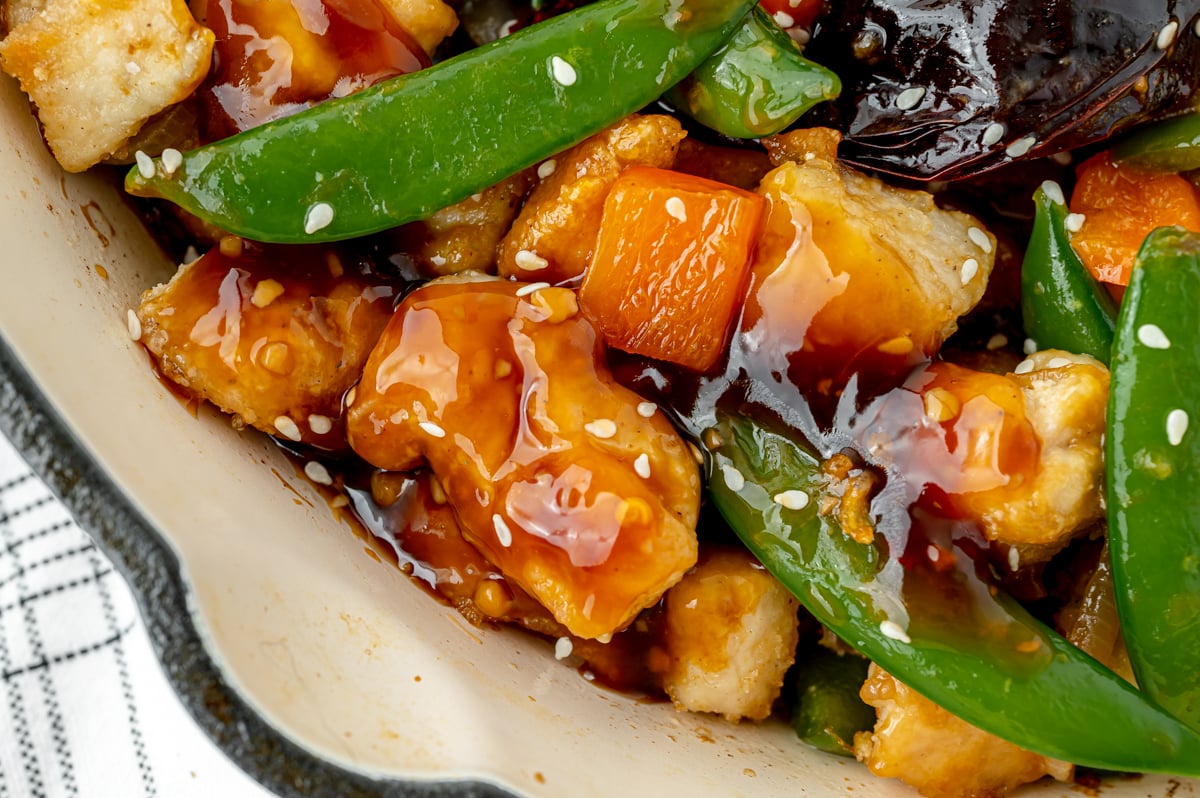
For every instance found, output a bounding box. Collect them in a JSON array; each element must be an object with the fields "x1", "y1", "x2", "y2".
[
  {"x1": 124, "y1": 0, "x2": 758, "y2": 242},
  {"x1": 1107, "y1": 227, "x2": 1200, "y2": 732}
]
